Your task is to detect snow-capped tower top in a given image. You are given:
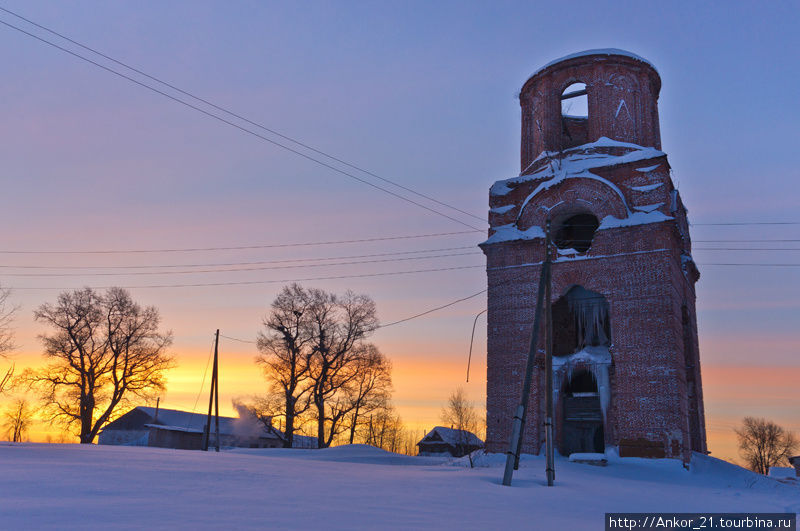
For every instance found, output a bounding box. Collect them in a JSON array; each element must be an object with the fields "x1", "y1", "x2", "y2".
[{"x1": 519, "y1": 49, "x2": 662, "y2": 174}]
